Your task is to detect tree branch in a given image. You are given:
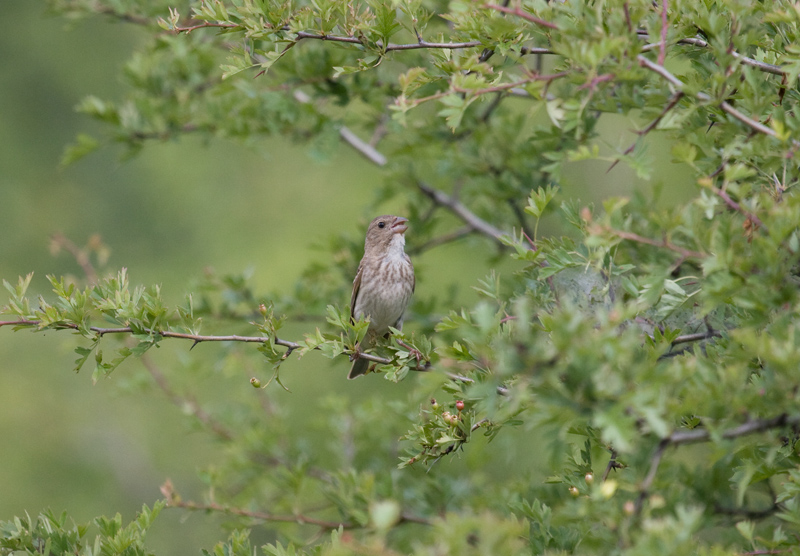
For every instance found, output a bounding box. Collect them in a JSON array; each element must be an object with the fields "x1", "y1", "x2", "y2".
[
  {"x1": 291, "y1": 91, "x2": 515, "y2": 249},
  {"x1": 658, "y1": 0, "x2": 668, "y2": 67},
  {"x1": 638, "y1": 32, "x2": 786, "y2": 77},
  {"x1": 483, "y1": 4, "x2": 559, "y2": 30},
  {"x1": 636, "y1": 55, "x2": 797, "y2": 146},
  {"x1": 0, "y1": 319, "x2": 405, "y2": 368},
  {"x1": 607, "y1": 91, "x2": 684, "y2": 173},
  {"x1": 160, "y1": 480, "x2": 432, "y2": 529},
  {"x1": 634, "y1": 414, "x2": 800, "y2": 514},
  {"x1": 49, "y1": 233, "x2": 99, "y2": 285},
  {"x1": 173, "y1": 20, "x2": 483, "y2": 52},
  {"x1": 407, "y1": 226, "x2": 475, "y2": 255},
  {"x1": 602, "y1": 227, "x2": 705, "y2": 259},
  {"x1": 712, "y1": 186, "x2": 768, "y2": 234},
  {"x1": 140, "y1": 353, "x2": 234, "y2": 441},
  {"x1": 416, "y1": 183, "x2": 508, "y2": 247}
]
